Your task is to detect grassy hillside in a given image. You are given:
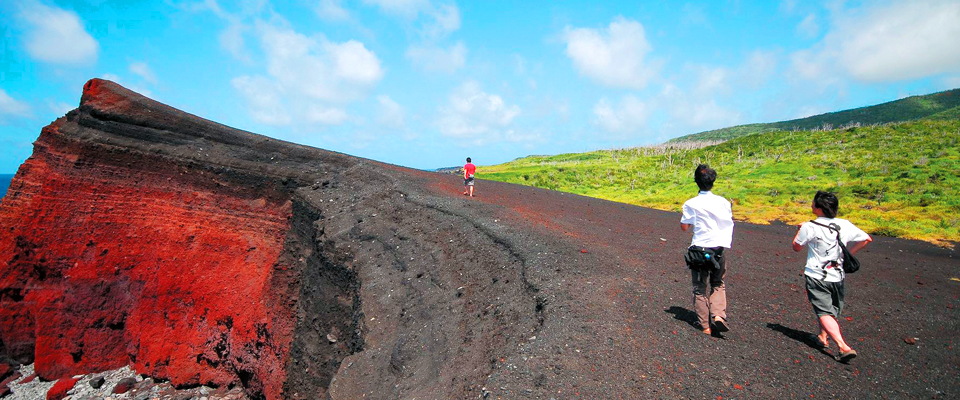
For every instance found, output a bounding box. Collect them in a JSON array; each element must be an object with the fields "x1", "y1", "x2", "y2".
[
  {"x1": 670, "y1": 88, "x2": 960, "y2": 143},
  {"x1": 482, "y1": 119, "x2": 960, "y2": 244}
]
